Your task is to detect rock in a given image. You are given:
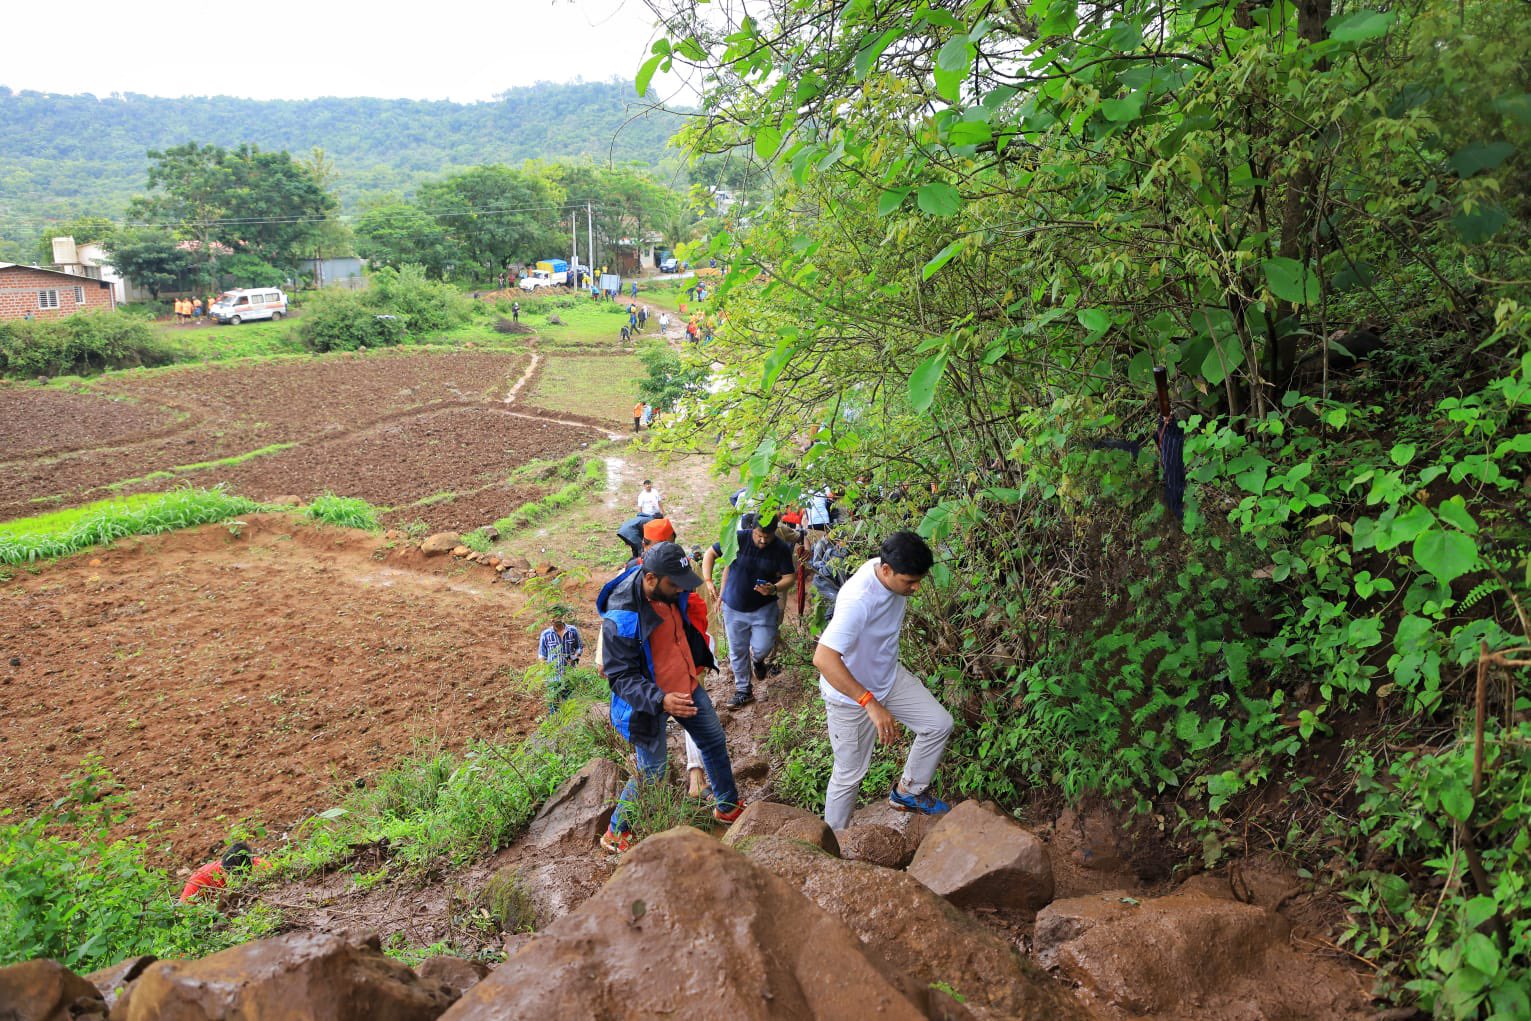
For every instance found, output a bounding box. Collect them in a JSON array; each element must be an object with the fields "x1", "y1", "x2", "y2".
[
  {"x1": 742, "y1": 835, "x2": 1085, "y2": 1021},
  {"x1": 837, "y1": 824, "x2": 912, "y2": 869},
  {"x1": 416, "y1": 956, "x2": 489, "y2": 999},
  {"x1": 1055, "y1": 804, "x2": 1127, "y2": 871},
  {"x1": 546, "y1": 314, "x2": 564, "y2": 325},
  {"x1": 440, "y1": 828, "x2": 923, "y2": 1020},
  {"x1": 421, "y1": 532, "x2": 460, "y2": 555},
  {"x1": 452, "y1": 545, "x2": 471, "y2": 557},
  {"x1": 481, "y1": 525, "x2": 500, "y2": 541},
  {"x1": 83, "y1": 955, "x2": 155, "y2": 1011},
  {"x1": 269, "y1": 495, "x2": 304, "y2": 506},
  {"x1": 511, "y1": 853, "x2": 618, "y2": 927},
  {"x1": 908, "y1": 800, "x2": 1054, "y2": 911},
  {"x1": 384, "y1": 529, "x2": 404, "y2": 541},
  {"x1": 500, "y1": 933, "x2": 534, "y2": 958},
  {"x1": 532, "y1": 562, "x2": 558, "y2": 576},
  {"x1": 499, "y1": 570, "x2": 522, "y2": 584},
  {"x1": 504, "y1": 555, "x2": 531, "y2": 572},
  {"x1": 487, "y1": 557, "x2": 502, "y2": 570},
  {"x1": 0, "y1": 959, "x2": 106, "y2": 1021},
  {"x1": 721, "y1": 801, "x2": 840, "y2": 856},
  {"x1": 1032, "y1": 889, "x2": 1368, "y2": 1017},
  {"x1": 849, "y1": 800, "x2": 941, "y2": 858},
  {"x1": 524, "y1": 758, "x2": 622, "y2": 850},
  {"x1": 117, "y1": 931, "x2": 456, "y2": 1021},
  {"x1": 732, "y1": 755, "x2": 770, "y2": 782}
]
